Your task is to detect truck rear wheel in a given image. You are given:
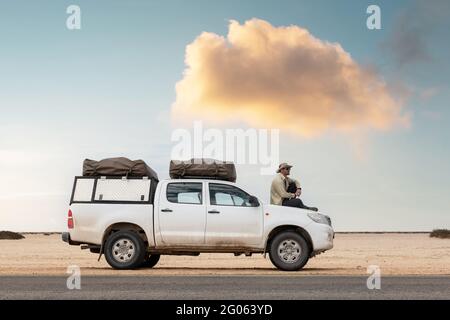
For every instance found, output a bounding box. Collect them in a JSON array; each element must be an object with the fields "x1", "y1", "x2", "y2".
[
  {"x1": 269, "y1": 231, "x2": 310, "y2": 271},
  {"x1": 140, "y1": 254, "x2": 160, "y2": 268},
  {"x1": 104, "y1": 230, "x2": 147, "y2": 270}
]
